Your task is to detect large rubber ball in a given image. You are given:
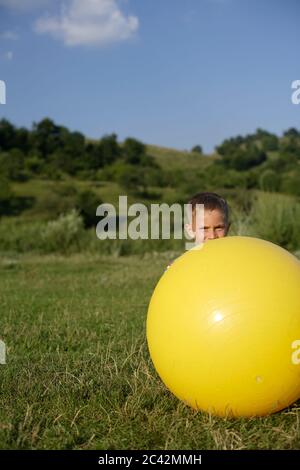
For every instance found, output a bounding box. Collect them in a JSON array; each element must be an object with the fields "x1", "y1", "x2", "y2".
[{"x1": 146, "y1": 236, "x2": 300, "y2": 417}]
